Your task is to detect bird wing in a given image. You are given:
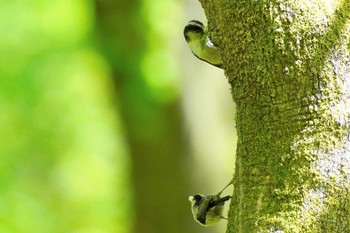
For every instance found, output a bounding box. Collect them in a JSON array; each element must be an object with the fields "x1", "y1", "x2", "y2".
[{"x1": 196, "y1": 198, "x2": 211, "y2": 225}]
